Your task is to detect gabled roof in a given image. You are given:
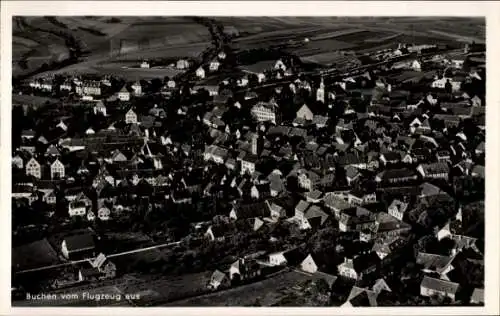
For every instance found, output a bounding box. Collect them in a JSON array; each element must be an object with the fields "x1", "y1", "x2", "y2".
[
  {"x1": 421, "y1": 276, "x2": 459, "y2": 294},
  {"x1": 295, "y1": 200, "x2": 311, "y2": 213},
  {"x1": 64, "y1": 234, "x2": 95, "y2": 252}
]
